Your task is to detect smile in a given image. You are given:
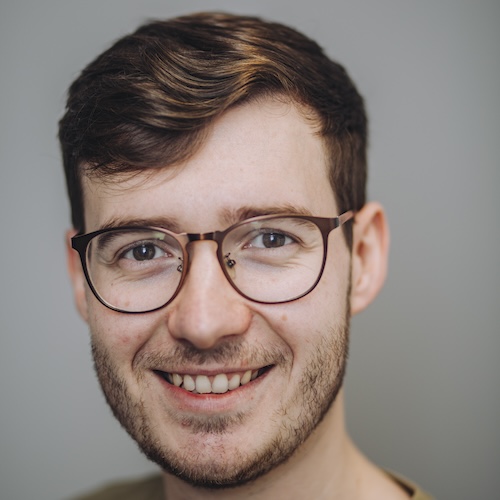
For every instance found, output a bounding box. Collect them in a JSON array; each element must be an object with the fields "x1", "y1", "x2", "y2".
[{"x1": 156, "y1": 367, "x2": 270, "y2": 394}]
